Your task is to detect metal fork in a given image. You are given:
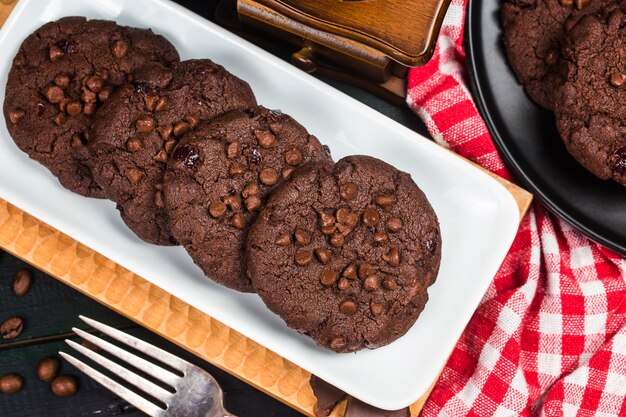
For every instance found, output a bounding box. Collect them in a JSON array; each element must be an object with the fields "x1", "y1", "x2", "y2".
[{"x1": 60, "y1": 316, "x2": 236, "y2": 417}]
